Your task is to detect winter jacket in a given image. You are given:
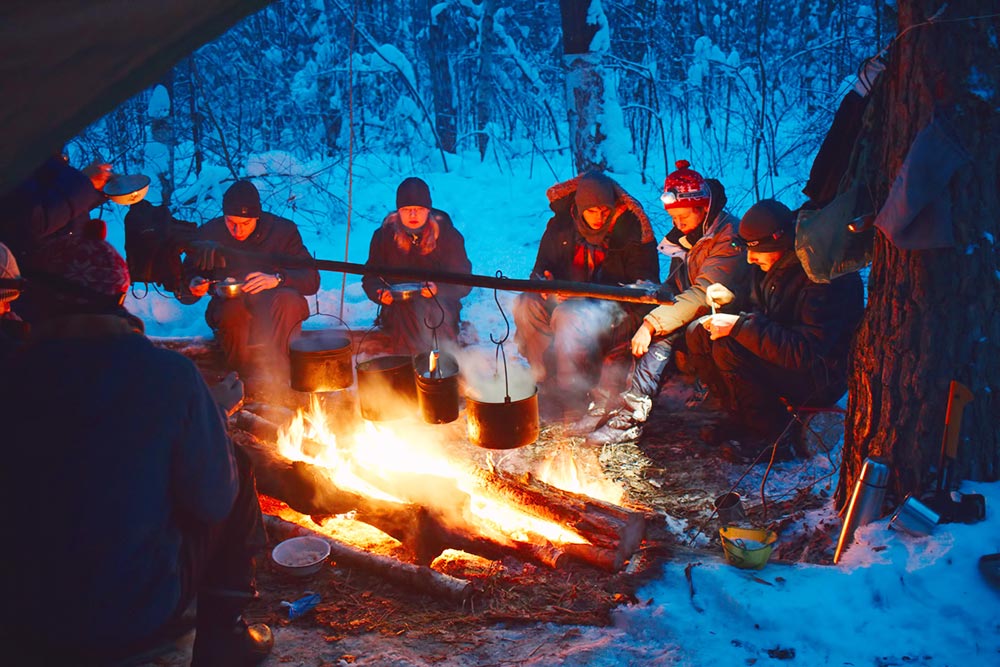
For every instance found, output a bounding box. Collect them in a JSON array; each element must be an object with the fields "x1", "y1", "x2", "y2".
[
  {"x1": 181, "y1": 211, "x2": 320, "y2": 301},
  {"x1": 0, "y1": 156, "x2": 104, "y2": 267},
  {"x1": 0, "y1": 313, "x2": 239, "y2": 651},
  {"x1": 531, "y1": 174, "x2": 659, "y2": 317},
  {"x1": 362, "y1": 209, "x2": 472, "y2": 305},
  {"x1": 644, "y1": 181, "x2": 749, "y2": 335},
  {"x1": 729, "y1": 251, "x2": 864, "y2": 393}
]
